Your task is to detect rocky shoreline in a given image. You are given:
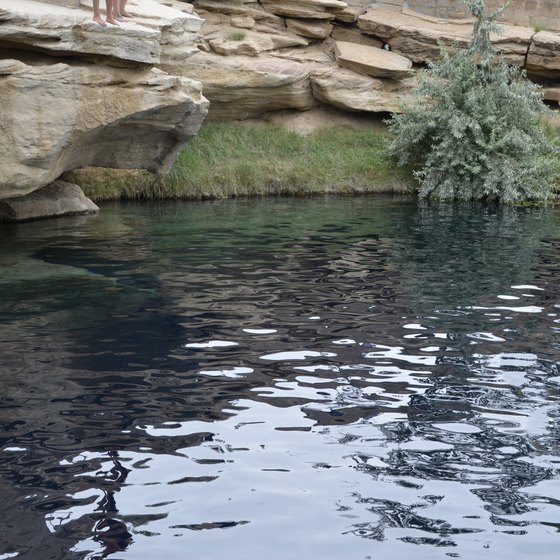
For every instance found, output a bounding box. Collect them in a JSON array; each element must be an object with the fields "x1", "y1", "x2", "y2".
[{"x1": 2, "y1": 0, "x2": 560, "y2": 220}]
